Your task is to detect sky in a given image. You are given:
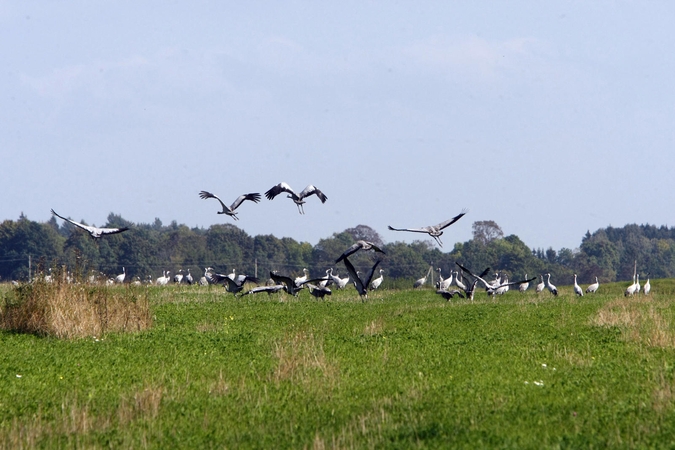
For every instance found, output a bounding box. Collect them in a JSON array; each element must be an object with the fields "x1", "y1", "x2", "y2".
[{"x1": 2, "y1": 1, "x2": 674, "y2": 252}]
